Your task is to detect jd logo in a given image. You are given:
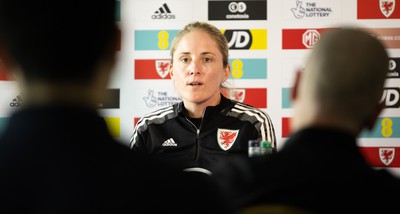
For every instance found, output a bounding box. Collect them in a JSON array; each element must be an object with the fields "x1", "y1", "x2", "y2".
[
  {"x1": 224, "y1": 30, "x2": 252, "y2": 49},
  {"x1": 379, "y1": 87, "x2": 400, "y2": 108}
]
